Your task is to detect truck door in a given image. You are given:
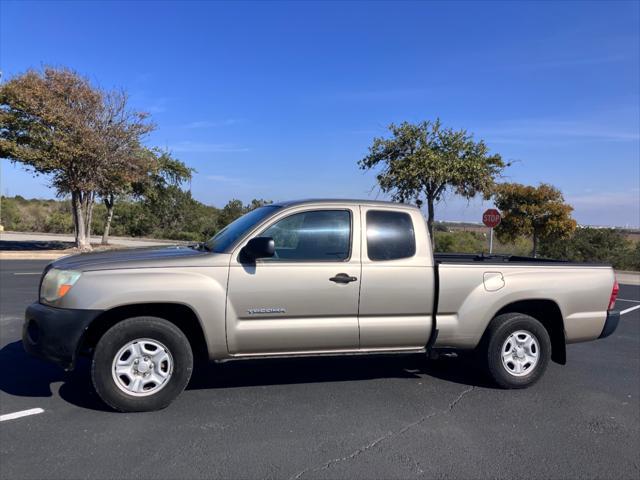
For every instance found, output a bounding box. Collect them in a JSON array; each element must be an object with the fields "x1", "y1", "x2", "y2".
[
  {"x1": 226, "y1": 206, "x2": 361, "y2": 355},
  {"x1": 358, "y1": 207, "x2": 435, "y2": 349}
]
